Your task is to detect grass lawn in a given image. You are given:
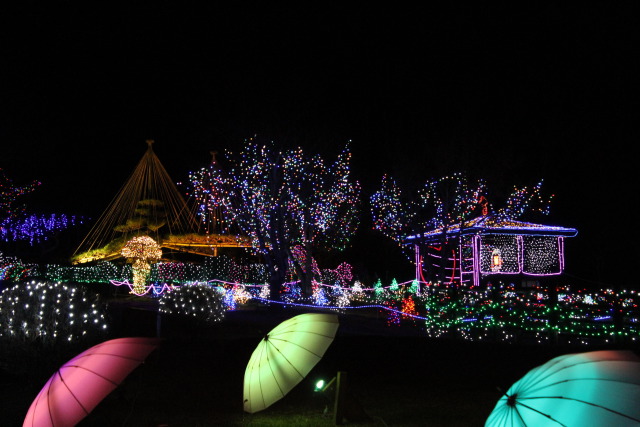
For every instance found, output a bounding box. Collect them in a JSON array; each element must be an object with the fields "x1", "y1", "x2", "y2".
[{"x1": 2, "y1": 297, "x2": 636, "y2": 426}]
